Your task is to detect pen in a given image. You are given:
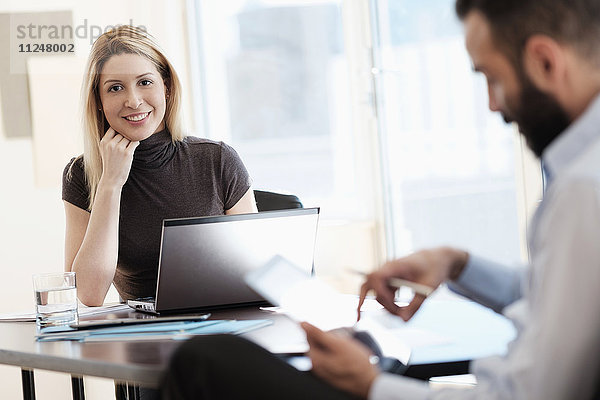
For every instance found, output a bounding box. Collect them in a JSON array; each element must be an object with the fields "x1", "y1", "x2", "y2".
[{"x1": 347, "y1": 268, "x2": 435, "y2": 297}]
